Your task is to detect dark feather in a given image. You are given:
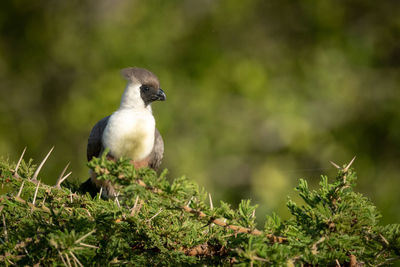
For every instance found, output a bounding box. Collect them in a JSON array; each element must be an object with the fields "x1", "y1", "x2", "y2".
[
  {"x1": 86, "y1": 116, "x2": 110, "y2": 161},
  {"x1": 148, "y1": 128, "x2": 164, "y2": 170}
]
